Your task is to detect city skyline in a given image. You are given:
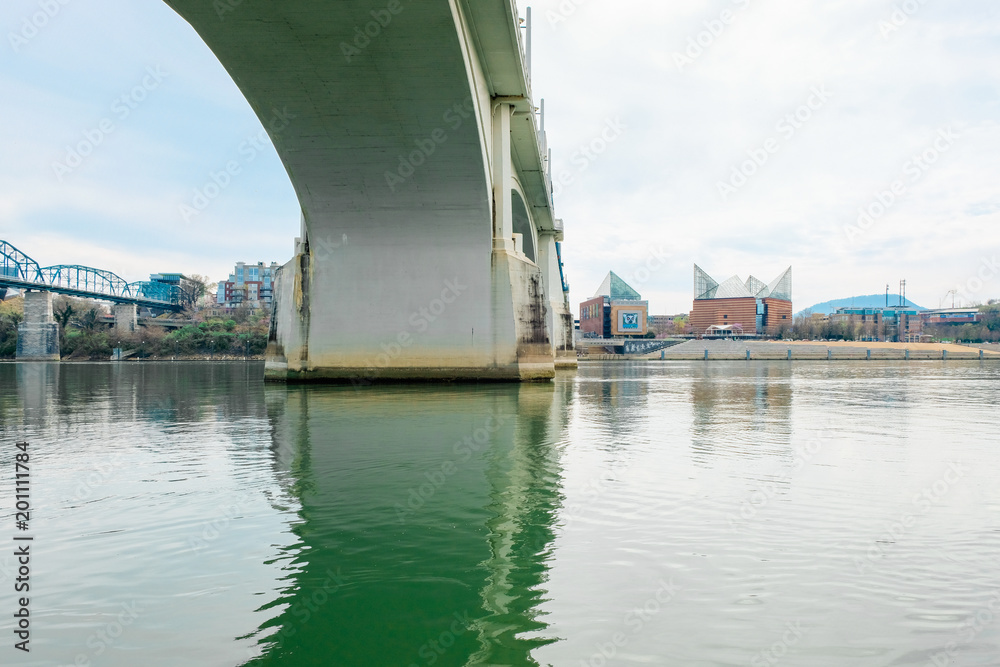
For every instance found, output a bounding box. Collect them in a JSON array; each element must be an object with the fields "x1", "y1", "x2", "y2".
[{"x1": 2, "y1": 0, "x2": 998, "y2": 314}]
